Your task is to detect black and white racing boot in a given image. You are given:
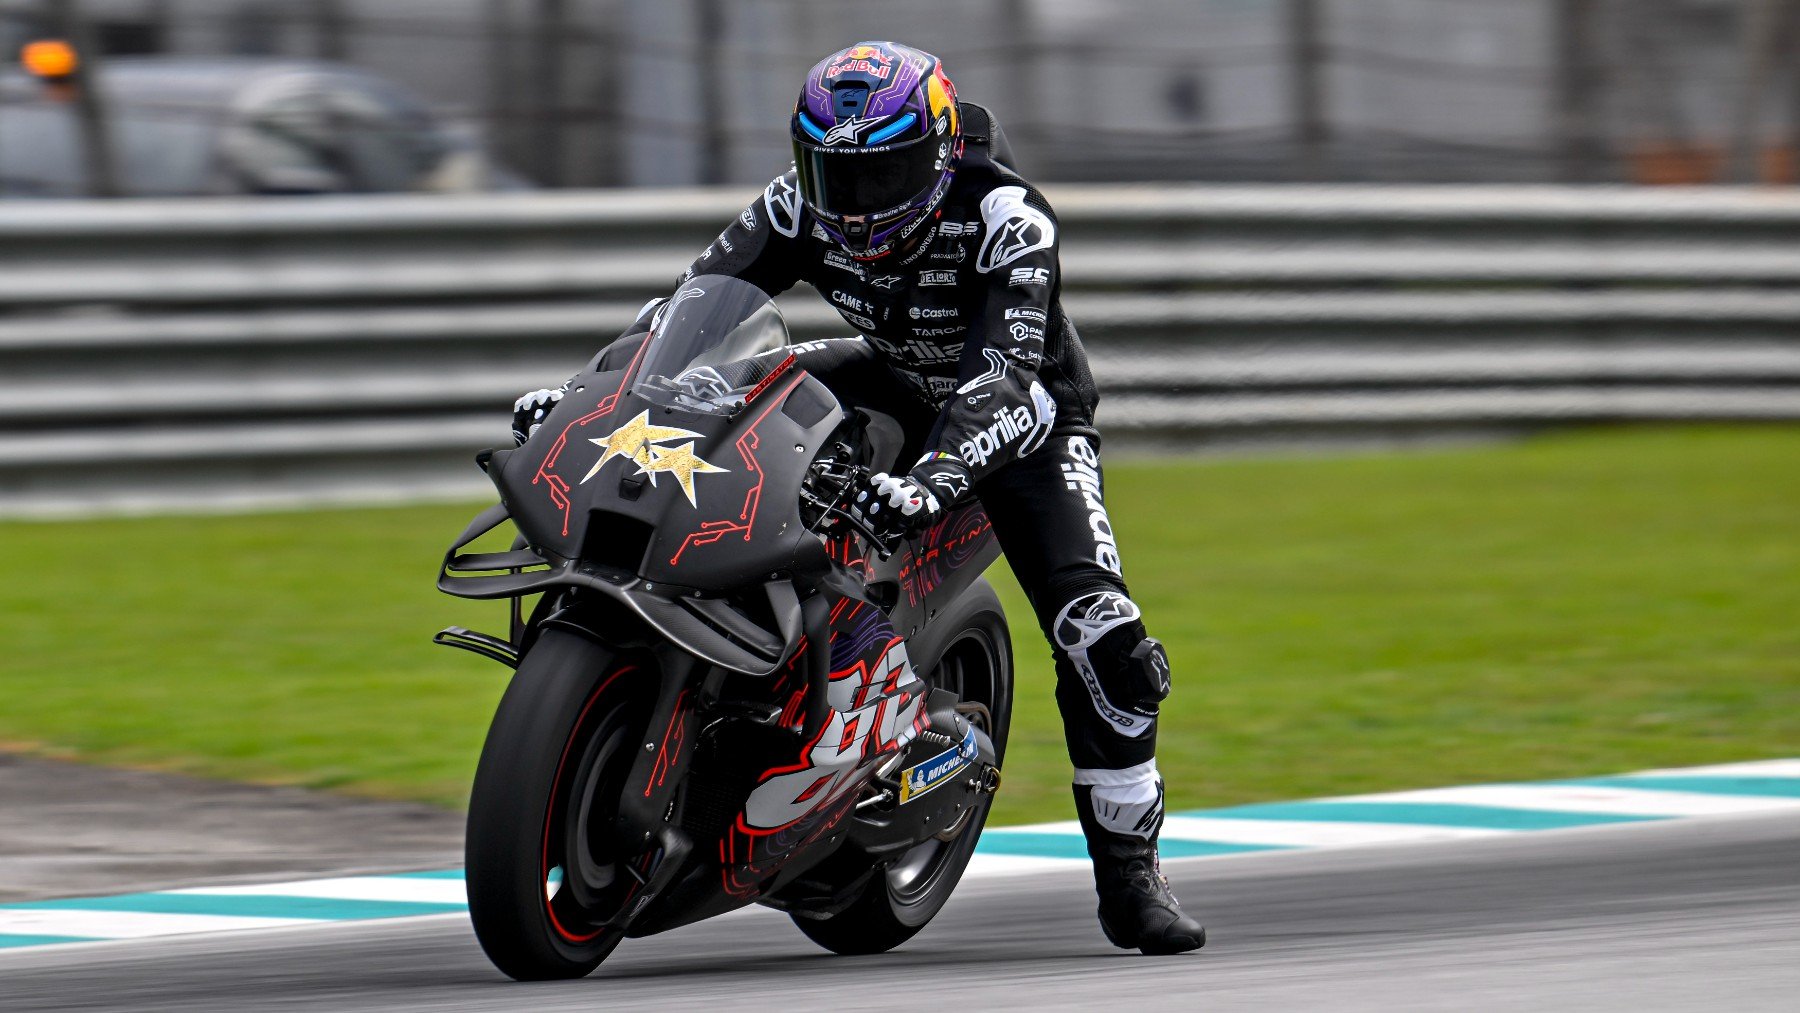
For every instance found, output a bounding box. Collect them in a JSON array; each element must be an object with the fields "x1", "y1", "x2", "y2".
[{"x1": 1074, "y1": 775, "x2": 1207, "y2": 955}]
